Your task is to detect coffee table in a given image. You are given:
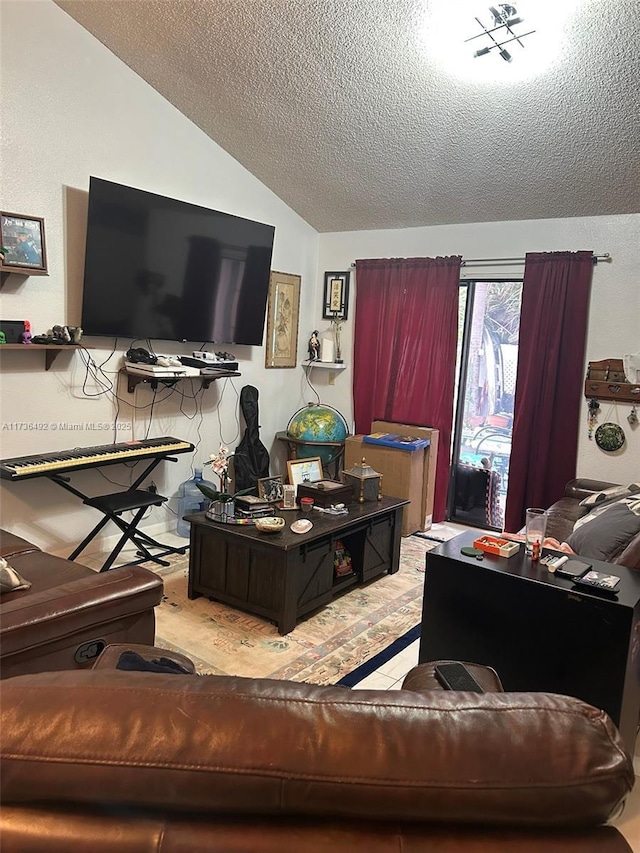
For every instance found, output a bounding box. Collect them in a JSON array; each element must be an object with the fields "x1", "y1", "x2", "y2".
[
  {"x1": 186, "y1": 496, "x2": 408, "y2": 635},
  {"x1": 419, "y1": 530, "x2": 640, "y2": 752}
]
